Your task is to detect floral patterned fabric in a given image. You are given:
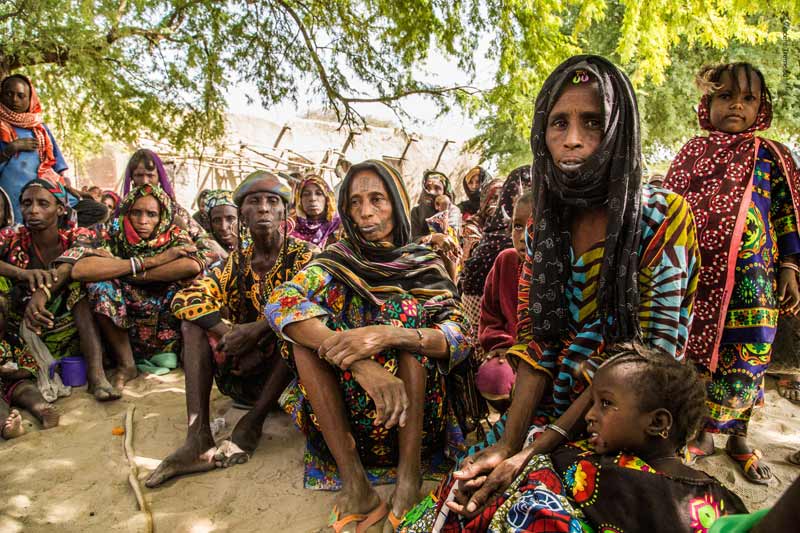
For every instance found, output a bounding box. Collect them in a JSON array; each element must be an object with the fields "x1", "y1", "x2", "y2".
[
  {"x1": 265, "y1": 265, "x2": 471, "y2": 490},
  {"x1": 0, "y1": 338, "x2": 37, "y2": 402},
  {"x1": 401, "y1": 442, "x2": 747, "y2": 533}
]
